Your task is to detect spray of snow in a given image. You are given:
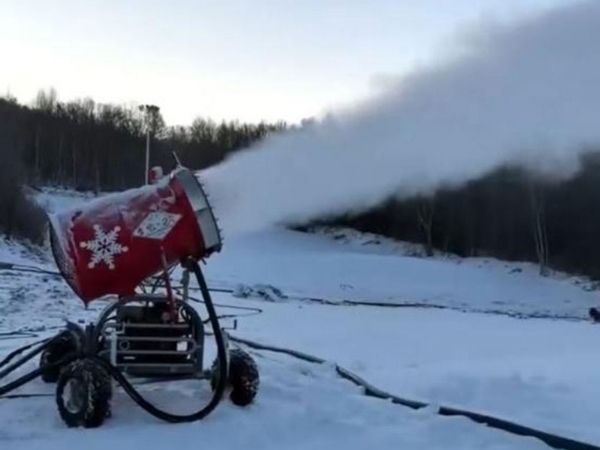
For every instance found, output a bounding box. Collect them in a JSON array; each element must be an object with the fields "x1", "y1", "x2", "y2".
[{"x1": 201, "y1": 1, "x2": 600, "y2": 237}]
